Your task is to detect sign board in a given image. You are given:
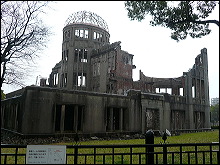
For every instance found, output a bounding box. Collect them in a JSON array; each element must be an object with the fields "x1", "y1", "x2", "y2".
[{"x1": 26, "y1": 145, "x2": 66, "y2": 164}]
